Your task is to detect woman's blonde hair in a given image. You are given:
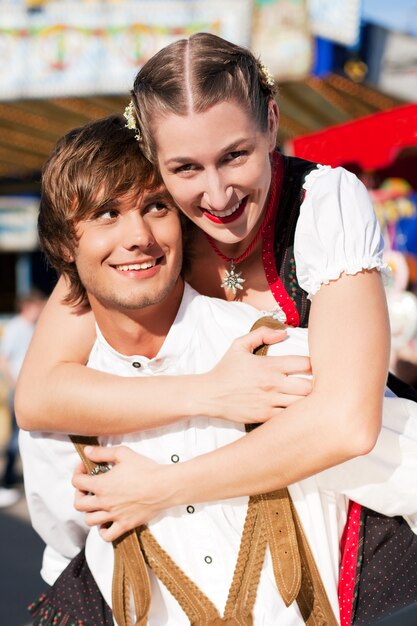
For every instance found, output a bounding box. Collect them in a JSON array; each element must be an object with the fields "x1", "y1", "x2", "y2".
[{"x1": 131, "y1": 32, "x2": 277, "y2": 164}]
